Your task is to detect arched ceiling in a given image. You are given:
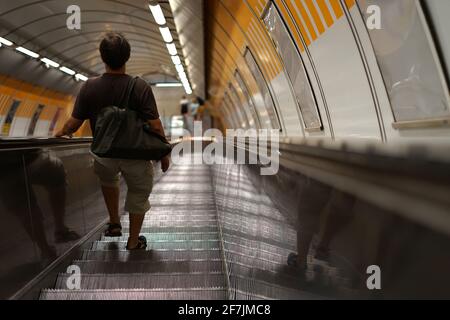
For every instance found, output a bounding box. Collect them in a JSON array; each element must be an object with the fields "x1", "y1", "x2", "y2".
[{"x1": 0, "y1": 0, "x2": 189, "y2": 82}]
